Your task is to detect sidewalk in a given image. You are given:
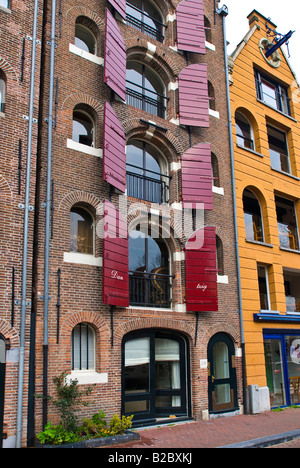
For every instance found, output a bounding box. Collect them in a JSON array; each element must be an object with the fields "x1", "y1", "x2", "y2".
[{"x1": 110, "y1": 408, "x2": 300, "y2": 448}]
